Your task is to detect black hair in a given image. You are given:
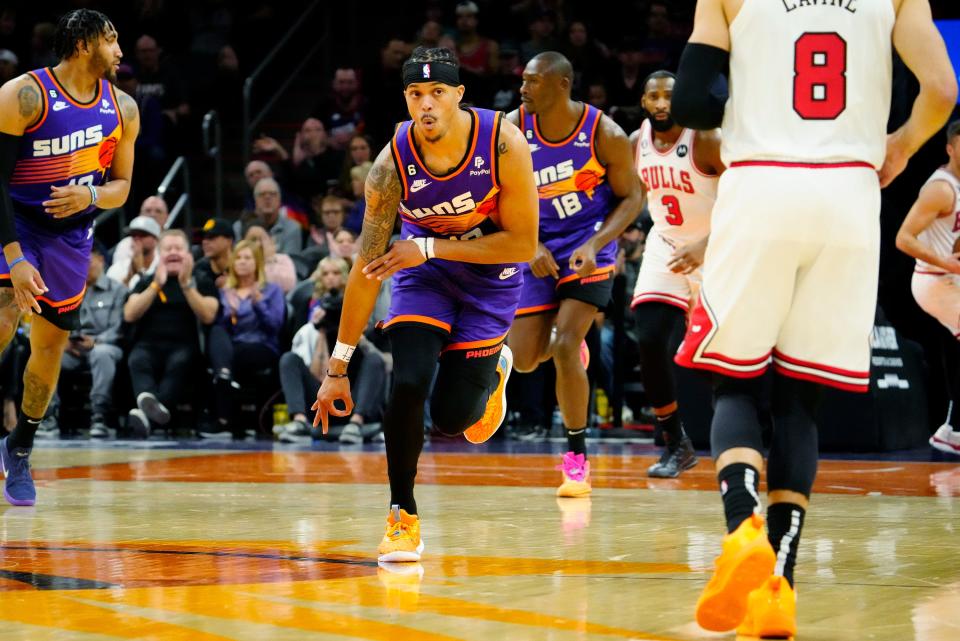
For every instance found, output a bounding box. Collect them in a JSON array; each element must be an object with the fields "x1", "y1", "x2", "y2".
[
  {"x1": 406, "y1": 46, "x2": 459, "y2": 70},
  {"x1": 54, "y1": 9, "x2": 114, "y2": 61},
  {"x1": 642, "y1": 70, "x2": 676, "y2": 94},
  {"x1": 947, "y1": 119, "x2": 960, "y2": 143},
  {"x1": 530, "y1": 51, "x2": 573, "y2": 84}
]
